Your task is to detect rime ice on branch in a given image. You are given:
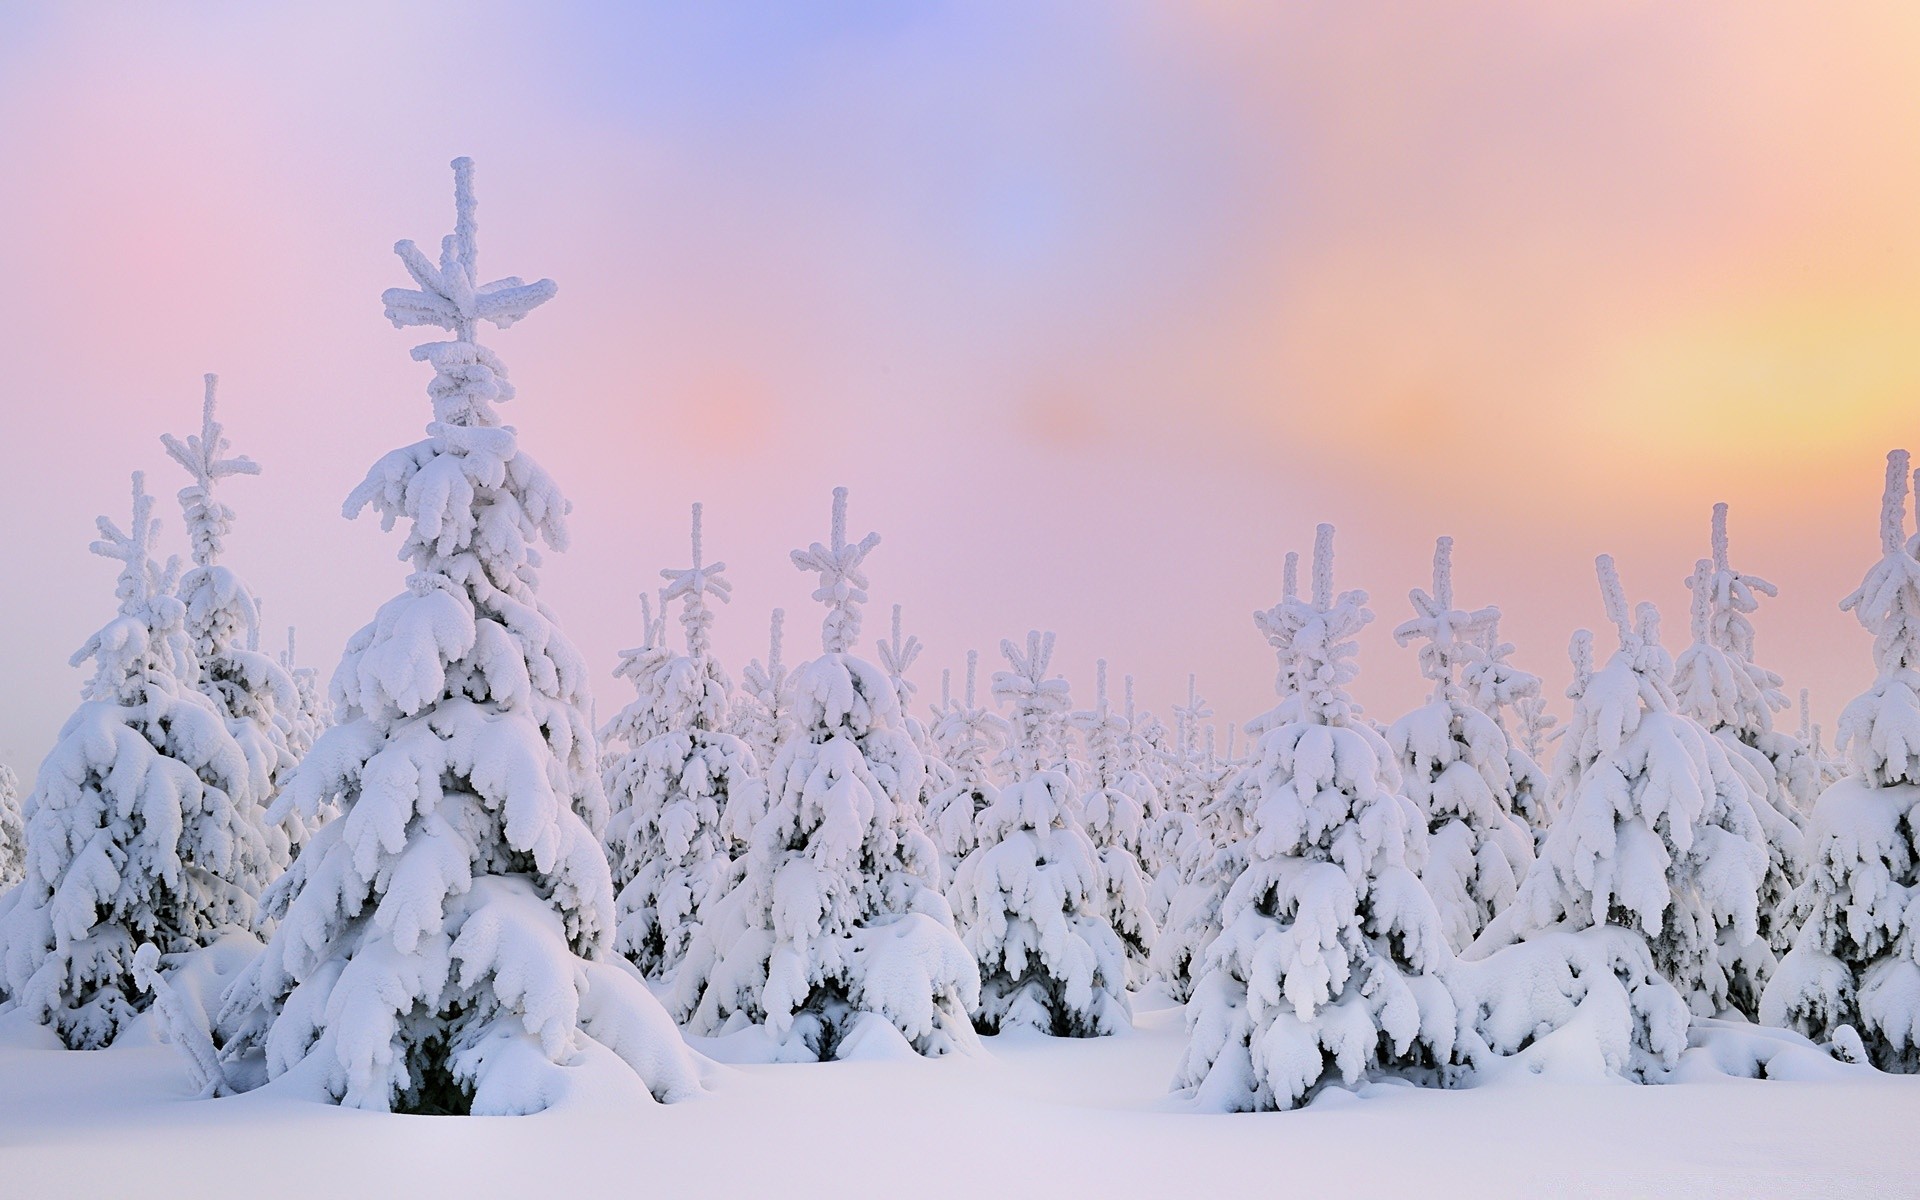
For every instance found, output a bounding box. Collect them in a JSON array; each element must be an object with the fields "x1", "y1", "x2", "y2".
[
  {"x1": 1765, "y1": 452, "x2": 1920, "y2": 1069},
  {"x1": 1, "y1": 474, "x2": 266, "y2": 1049},
  {"x1": 215, "y1": 159, "x2": 697, "y2": 1114},
  {"x1": 680, "y1": 489, "x2": 977, "y2": 1060},
  {"x1": 1176, "y1": 525, "x2": 1455, "y2": 1111}
]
